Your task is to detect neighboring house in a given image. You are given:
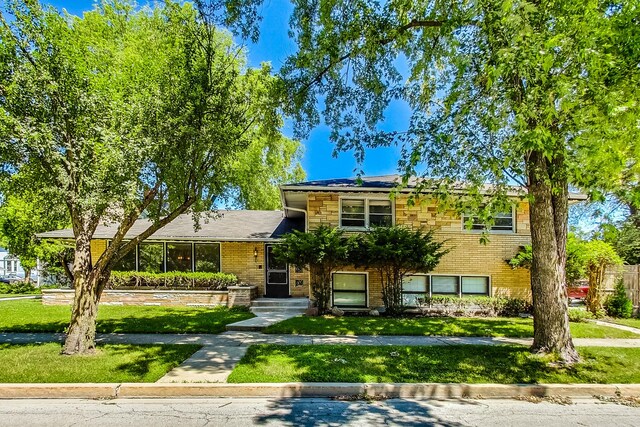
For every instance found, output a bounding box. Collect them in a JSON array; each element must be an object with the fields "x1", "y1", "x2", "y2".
[
  {"x1": 38, "y1": 175, "x2": 586, "y2": 309},
  {"x1": 0, "y1": 247, "x2": 29, "y2": 281}
]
